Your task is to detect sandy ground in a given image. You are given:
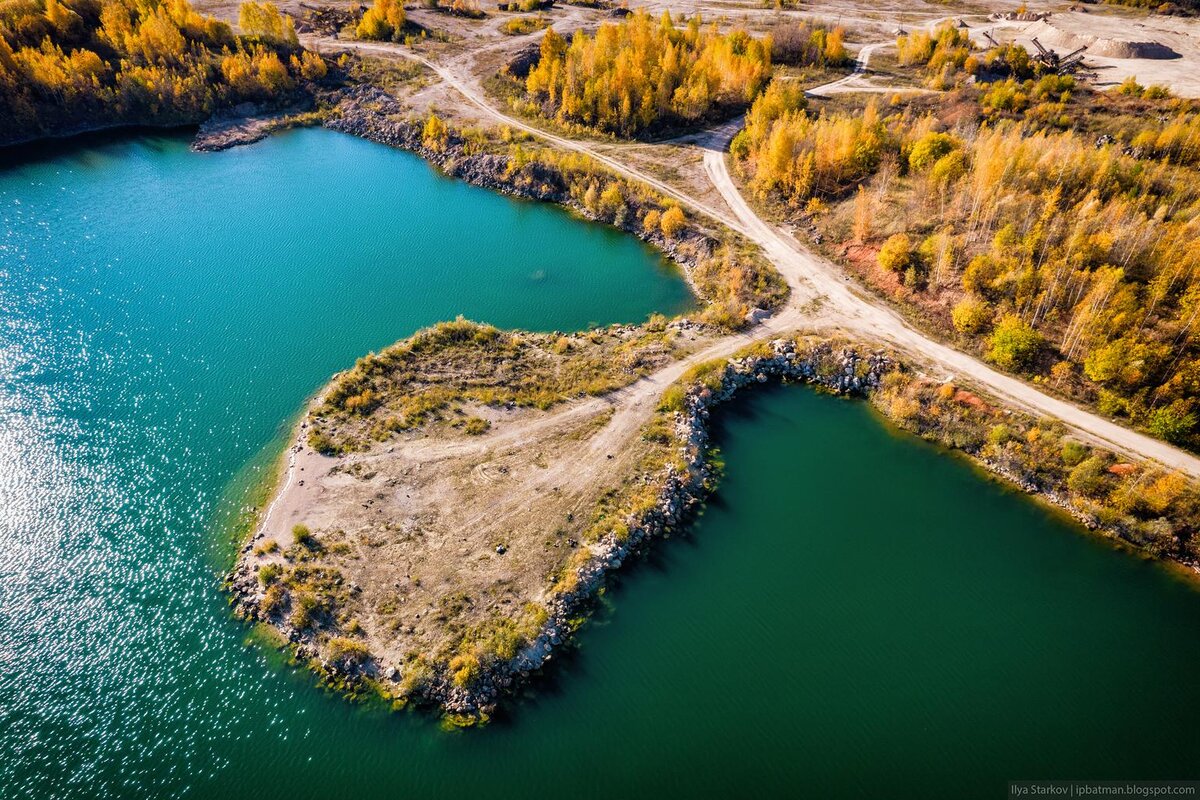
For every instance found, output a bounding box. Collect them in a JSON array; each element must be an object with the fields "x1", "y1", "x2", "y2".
[
  {"x1": 253, "y1": 398, "x2": 650, "y2": 664},
  {"x1": 979, "y1": 9, "x2": 1200, "y2": 95}
]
